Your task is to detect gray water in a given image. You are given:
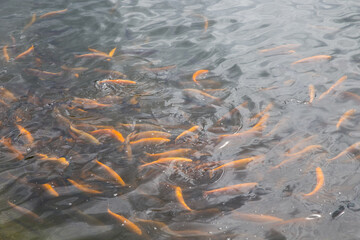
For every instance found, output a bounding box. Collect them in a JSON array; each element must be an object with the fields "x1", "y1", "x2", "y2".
[{"x1": 1, "y1": 0, "x2": 360, "y2": 239}]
